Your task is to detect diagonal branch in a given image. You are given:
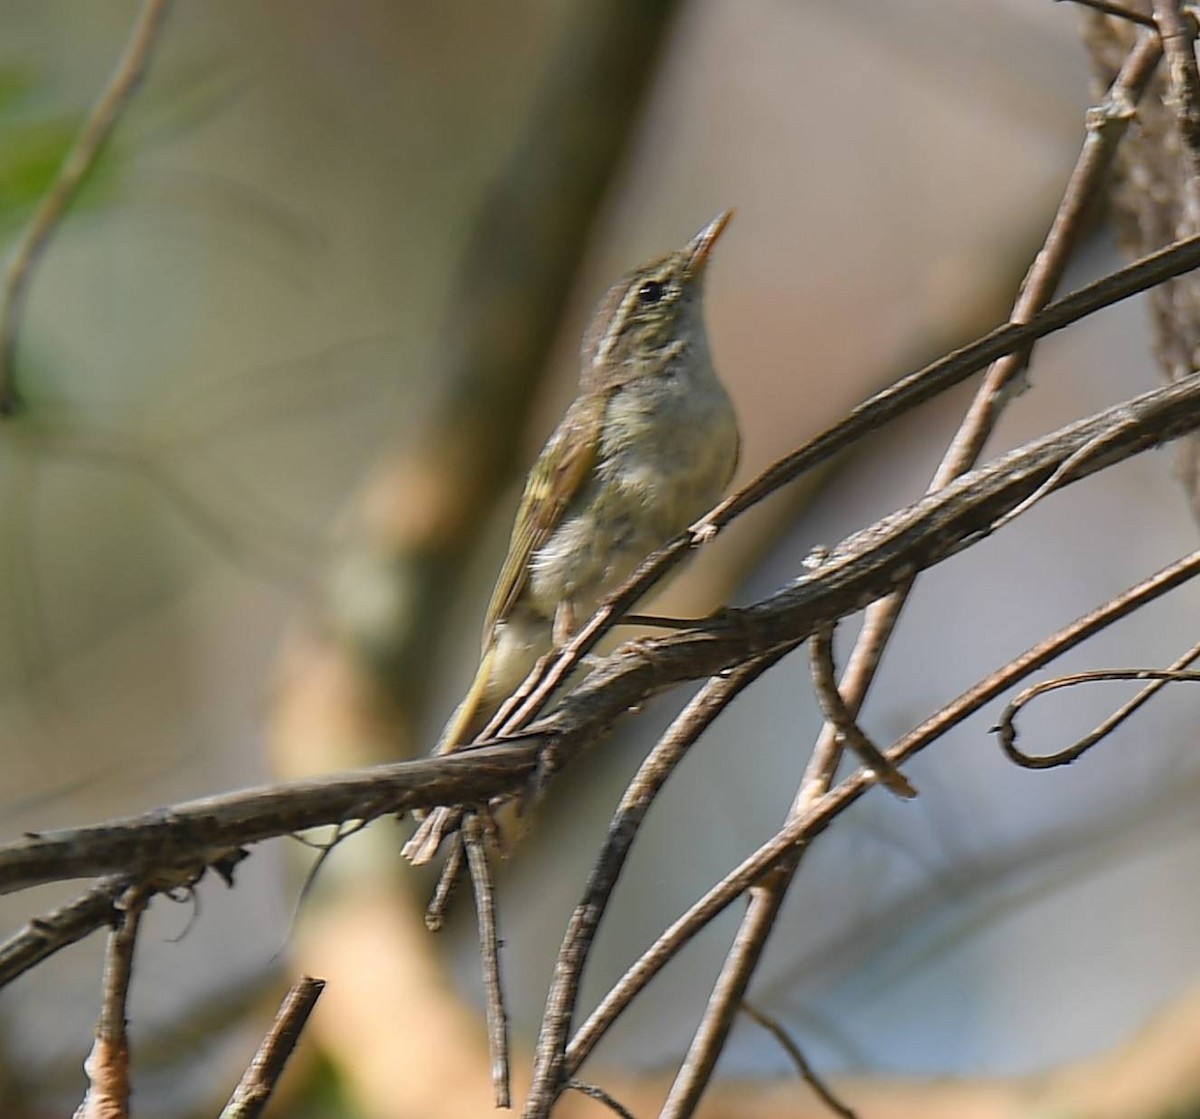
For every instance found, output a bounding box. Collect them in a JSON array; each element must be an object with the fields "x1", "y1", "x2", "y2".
[{"x1": 219, "y1": 976, "x2": 325, "y2": 1119}]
